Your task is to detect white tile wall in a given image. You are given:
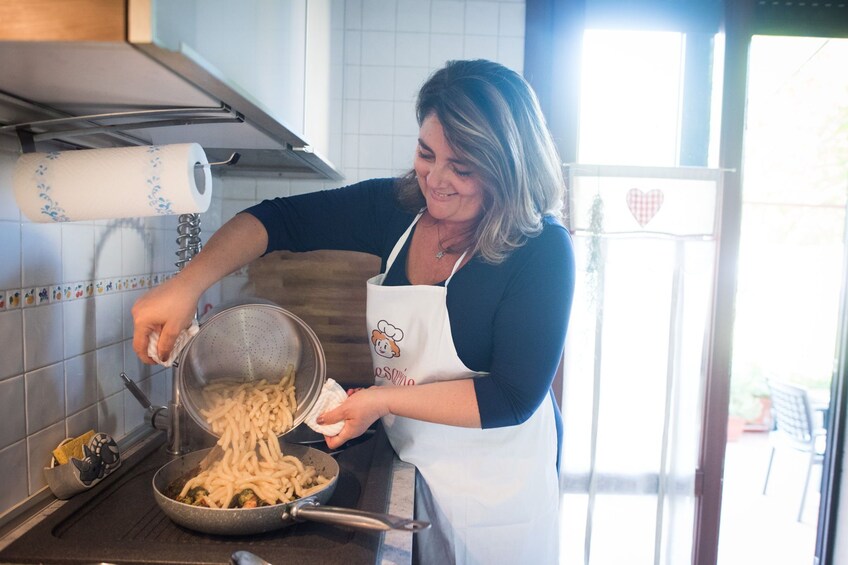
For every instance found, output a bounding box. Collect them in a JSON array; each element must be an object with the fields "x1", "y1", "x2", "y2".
[
  {"x1": 214, "y1": 0, "x2": 527, "y2": 303},
  {"x1": 465, "y1": 2, "x2": 500, "y2": 35},
  {"x1": 361, "y1": 101, "x2": 394, "y2": 134},
  {"x1": 397, "y1": 0, "x2": 431, "y2": 32},
  {"x1": 121, "y1": 224, "x2": 152, "y2": 276},
  {"x1": 66, "y1": 405, "x2": 98, "y2": 440},
  {"x1": 21, "y1": 223, "x2": 62, "y2": 288},
  {"x1": 0, "y1": 150, "x2": 21, "y2": 222},
  {"x1": 362, "y1": 0, "x2": 397, "y2": 31},
  {"x1": 61, "y1": 223, "x2": 95, "y2": 283},
  {"x1": 0, "y1": 141, "x2": 224, "y2": 516},
  {"x1": 93, "y1": 225, "x2": 123, "y2": 280},
  {"x1": 121, "y1": 289, "x2": 146, "y2": 341},
  {"x1": 63, "y1": 297, "x2": 96, "y2": 358},
  {"x1": 345, "y1": 0, "x2": 364, "y2": 30},
  {"x1": 97, "y1": 387, "x2": 125, "y2": 440},
  {"x1": 432, "y1": 1, "x2": 466, "y2": 34},
  {"x1": 0, "y1": 221, "x2": 21, "y2": 289},
  {"x1": 342, "y1": 0, "x2": 526, "y2": 183},
  {"x1": 0, "y1": 310, "x2": 23, "y2": 380},
  {"x1": 95, "y1": 342, "x2": 125, "y2": 400},
  {"x1": 0, "y1": 0, "x2": 526, "y2": 521},
  {"x1": 28, "y1": 421, "x2": 65, "y2": 492},
  {"x1": 392, "y1": 99, "x2": 418, "y2": 135},
  {"x1": 344, "y1": 32, "x2": 362, "y2": 65},
  {"x1": 0, "y1": 441, "x2": 27, "y2": 512},
  {"x1": 23, "y1": 303, "x2": 64, "y2": 371},
  {"x1": 94, "y1": 292, "x2": 123, "y2": 348},
  {"x1": 256, "y1": 178, "x2": 292, "y2": 201},
  {"x1": 0, "y1": 376, "x2": 25, "y2": 450},
  {"x1": 361, "y1": 66, "x2": 396, "y2": 100},
  {"x1": 395, "y1": 34, "x2": 430, "y2": 67},
  {"x1": 25, "y1": 362, "x2": 65, "y2": 434},
  {"x1": 464, "y1": 35, "x2": 499, "y2": 60},
  {"x1": 65, "y1": 351, "x2": 98, "y2": 415}
]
